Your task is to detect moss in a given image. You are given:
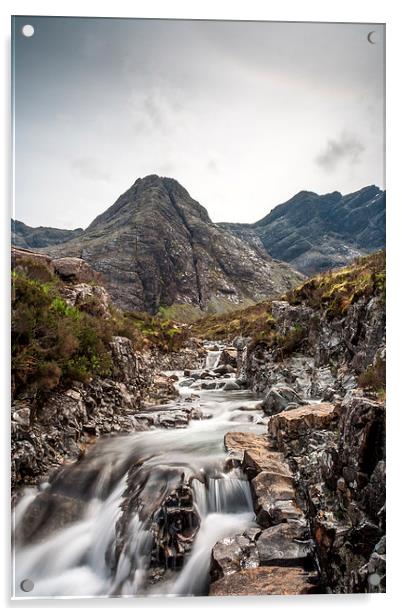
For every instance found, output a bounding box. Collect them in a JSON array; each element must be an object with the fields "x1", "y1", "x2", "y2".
[
  {"x1": 357, "y1": 356, "x2": 386, "y2": 394},
  {"x1": 288, "y1": 251, "x2": 385, "y2": 319}
]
